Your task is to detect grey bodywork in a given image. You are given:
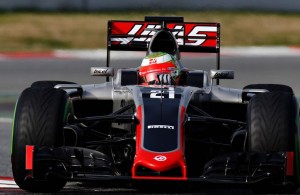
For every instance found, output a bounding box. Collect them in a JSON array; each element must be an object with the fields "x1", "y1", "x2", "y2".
[{"x1": 74, "y1": 71, "x2": 244, "y2": 107}]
